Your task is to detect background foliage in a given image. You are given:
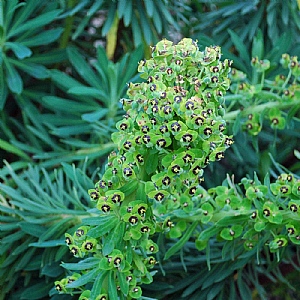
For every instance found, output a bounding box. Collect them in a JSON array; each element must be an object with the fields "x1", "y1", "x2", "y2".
[{"x1": 0, "y1": 0, "x2": 300, "y2": 299}]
